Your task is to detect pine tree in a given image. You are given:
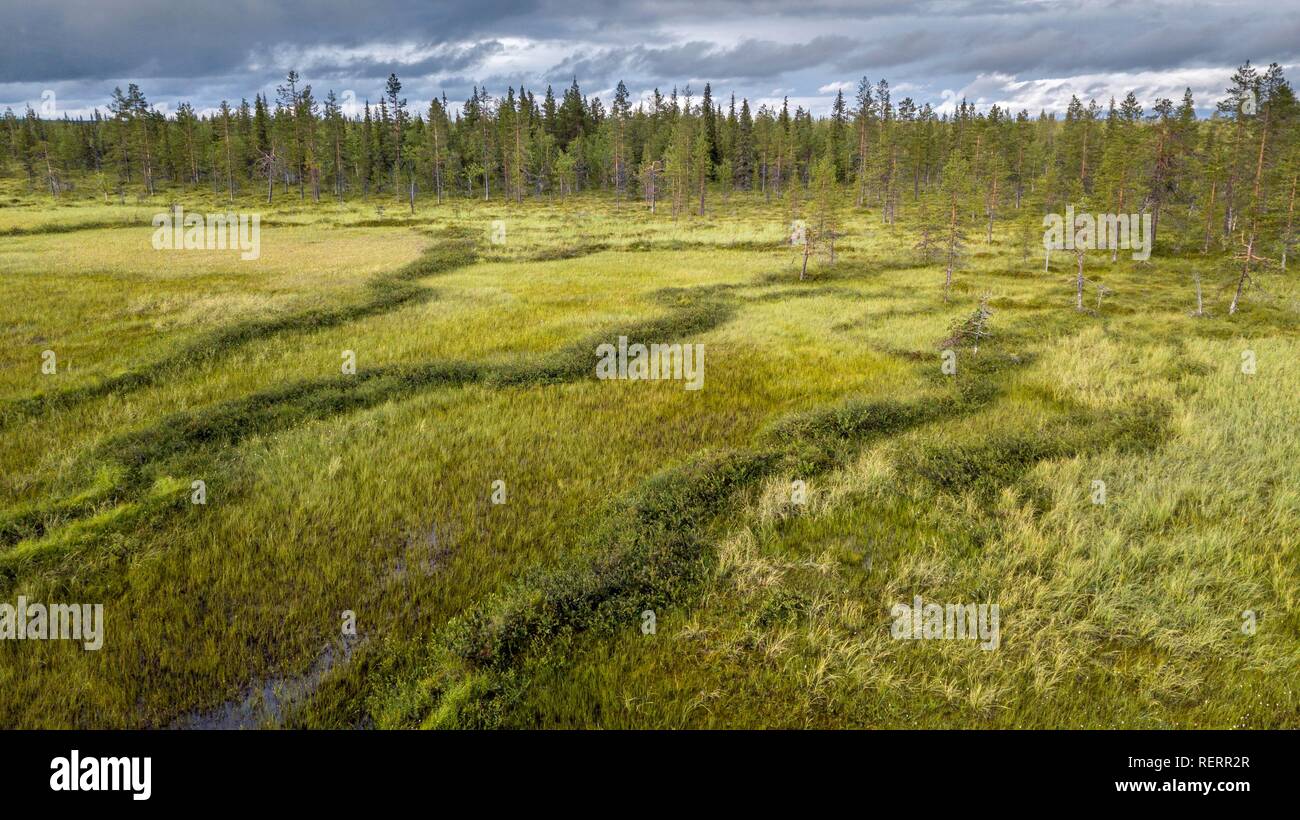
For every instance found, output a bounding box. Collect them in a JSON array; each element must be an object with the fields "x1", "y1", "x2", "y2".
[
  {"x1": 853, "y1": 77, "x2": 875, "y2": 207},
  {"x1": 639, "y1": 143, "x2": 661, "y2": 213},
  {"x1": 385, "y1": 74, "x2": 407, "y2": 200},
  {"x1": 940, "y1": 153, "x2": 971, "y2": 299},
  {"x1": 359, "y1": 102, "x2": 374, "y2": 196},
  {"x1": 1068, "y1": 180, "x2": 1096, "y2": 310},
  {"x1": 1229, "y1": 63, "x2": 1293, "y2": 314},
  {"x1": 734, "y1": 99, "x2": 754, "y2": 190},
  {"x1": 693, "y1": 125, "x2": 710, "y2": 215},
  {"x1": 665, "y1": 116, "x2": 692, "y2": 218},
  {"x1": 611, "y1": 81, "x2": 631, "y2": 201},
  {"x1": 426, "y1": 97, "x2": 449, "y2": 202},
  {"x1": 1096, "y1": 93, "x2": 1143, "y2": 260},
  {"x1": 276, "y1": 71, "x2": 304, "y2": 197},
  {"x1": 218, "y1": 100, "x2": 235, "y2": 201},
  {"x1": 701, "y1": 83, "x2": 718, "y2": 171},
  {"x1": 1015, "y1": 176, "x2": 1047, "y2": 267},
  {"x1": 804, "y1": 150, "x2": 841, "y2": 278},
  {"x1": 557, "y1": 78, "x2": 586, "y2": 148}
]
